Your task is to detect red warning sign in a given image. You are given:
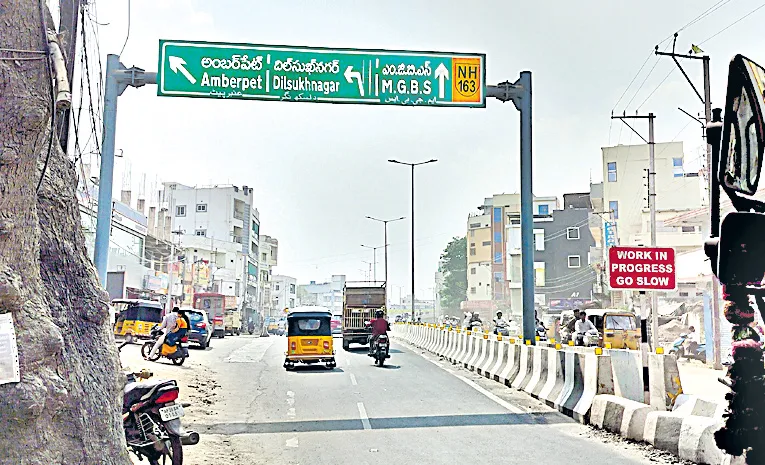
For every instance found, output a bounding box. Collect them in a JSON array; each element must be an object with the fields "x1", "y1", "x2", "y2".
[{"x1": 608, "y1": 246, "x2": 676, "y2": 290}]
